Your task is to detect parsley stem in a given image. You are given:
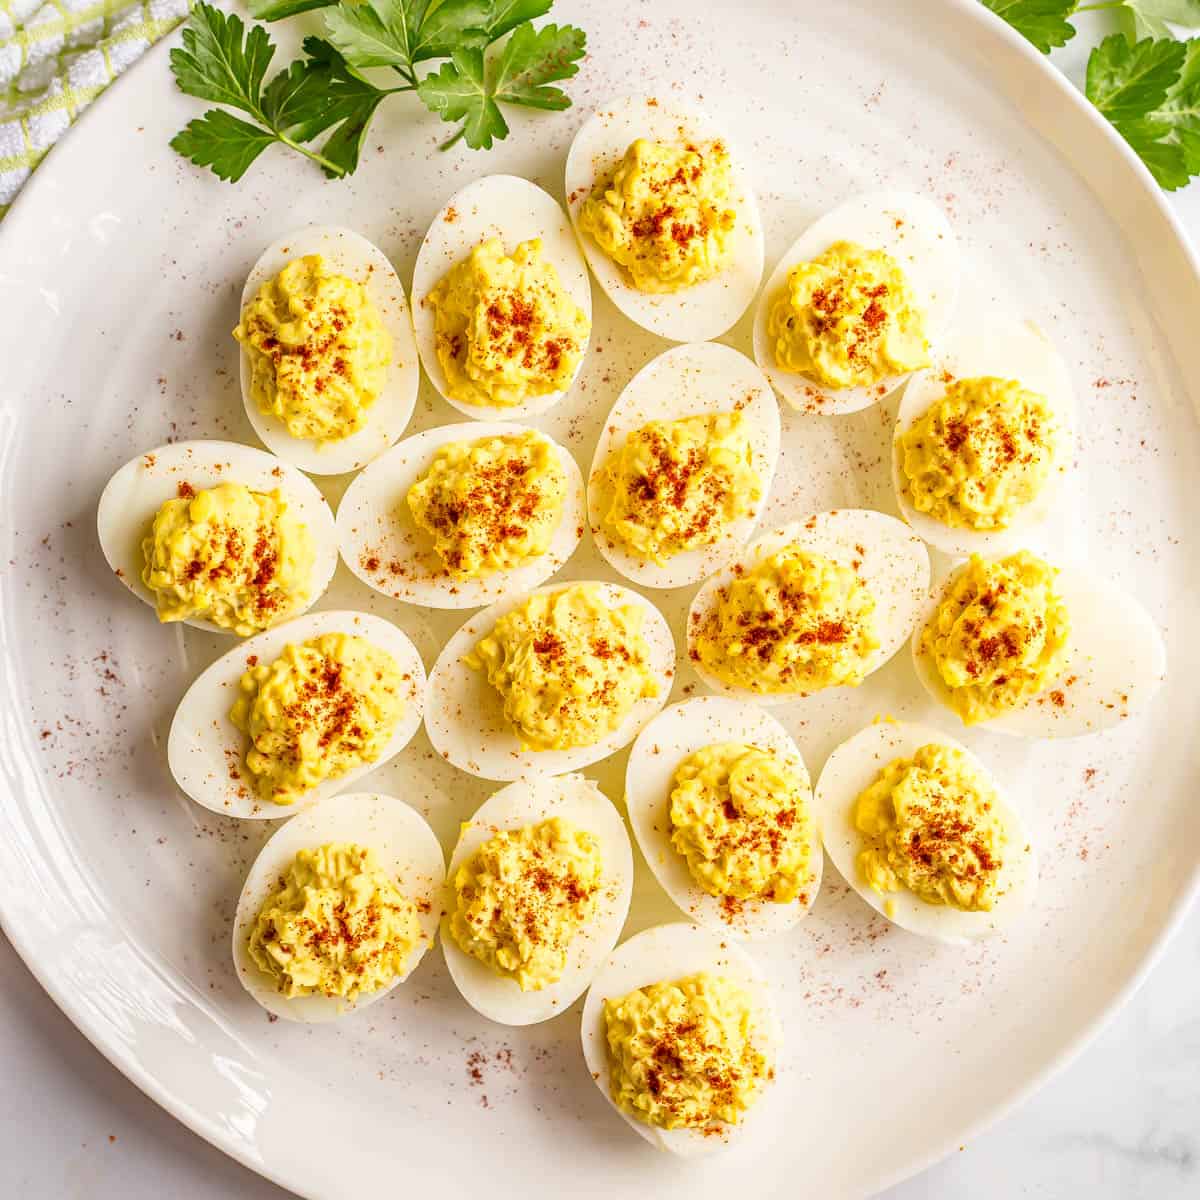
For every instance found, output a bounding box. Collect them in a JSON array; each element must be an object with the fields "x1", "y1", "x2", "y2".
[
  {"x1": 1075, "y1": 2, "x2": 1122, "y2": 11},
  {"x1": 277, "y1": 131, "x2": 346, "y2": 177},
  {"x1": 438, "y1": 126, "x2": 466, "y2": 151}
]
